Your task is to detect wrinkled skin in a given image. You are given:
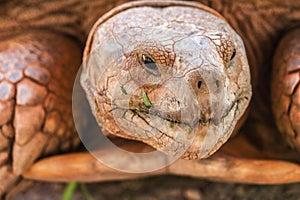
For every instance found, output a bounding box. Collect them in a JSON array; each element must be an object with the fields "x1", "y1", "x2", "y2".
[
  {"x1": 0, "y1": 0, "x2": 300, "y2": 199},
  {"x1": 81, "y1": 5, "x2": 252, "y2": 159}
]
